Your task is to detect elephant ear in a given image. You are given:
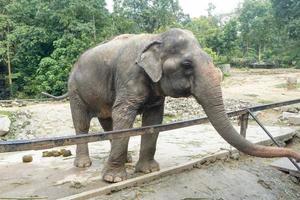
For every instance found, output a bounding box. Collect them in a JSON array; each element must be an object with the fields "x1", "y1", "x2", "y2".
[{"x1": 136, "y1": 40, "x2": 162, "y2": 83}]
